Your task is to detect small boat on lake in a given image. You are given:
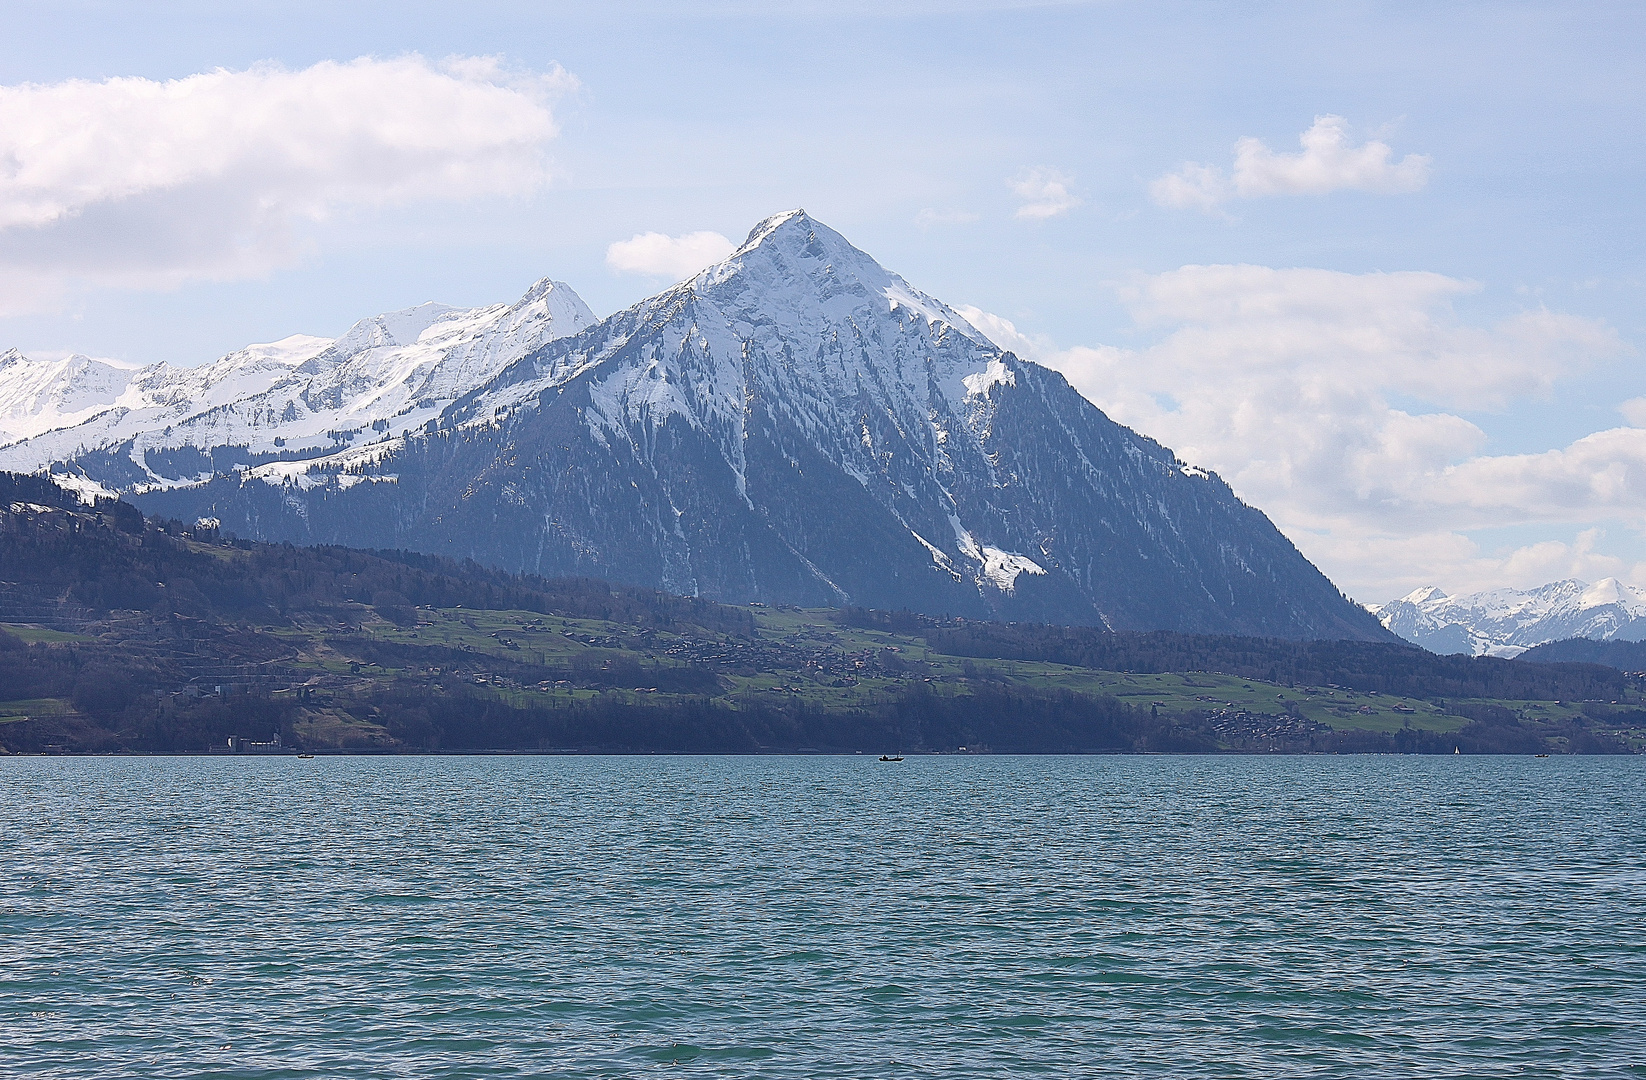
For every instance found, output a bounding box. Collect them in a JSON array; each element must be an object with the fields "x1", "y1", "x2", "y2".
[
  {"x1": 879, "y1": 755, "x2": 903, "y2": 762},
  {"x1": 297, "y1": 754, "x2": 315, "y2": 760}
]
